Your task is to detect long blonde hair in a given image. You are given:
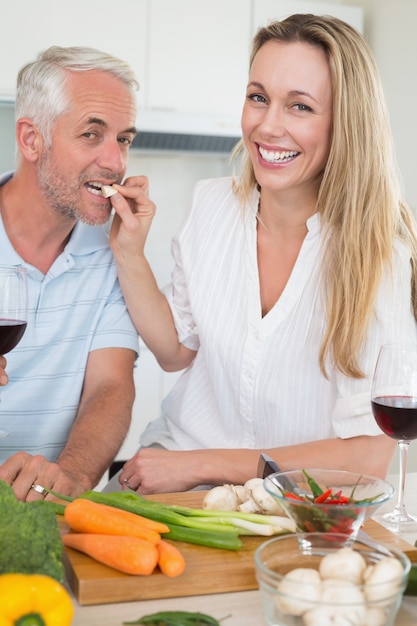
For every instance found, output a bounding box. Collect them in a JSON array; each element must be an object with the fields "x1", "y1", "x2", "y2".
[{"x1": 233, "y1": 13, "x2": 417, "y2": 378}]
